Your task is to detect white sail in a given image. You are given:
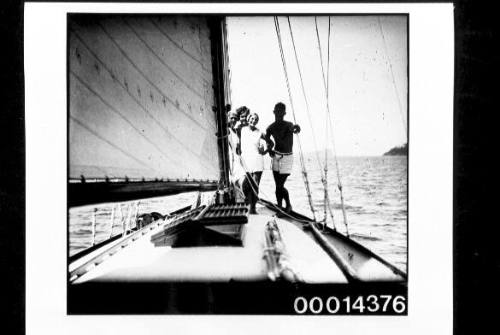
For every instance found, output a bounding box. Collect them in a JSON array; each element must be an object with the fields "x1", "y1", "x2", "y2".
[{"x1": 69, "y1": 15, "x2": 220, "y2": 182}]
